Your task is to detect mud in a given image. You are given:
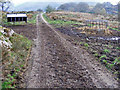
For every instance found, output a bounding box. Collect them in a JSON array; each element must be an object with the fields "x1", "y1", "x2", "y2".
[
  {"x1": 27, "y1": 14, "x2": 118, "y2": 88},
  {"x1": 54, "y1": 24, "x2": 120, "y2": 80},
  {"x1": 6, "y1": 24, "x2": 37, "y2": 40}
]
